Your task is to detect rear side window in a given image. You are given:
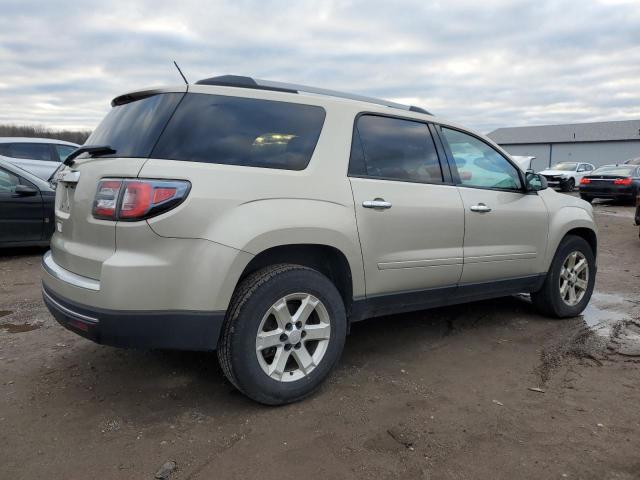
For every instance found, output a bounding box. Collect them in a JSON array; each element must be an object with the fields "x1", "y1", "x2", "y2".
[
  {"x1": 85, "y1": 93, "x2": 184, "y2": 158},
  {"x1": 350, "y1": 115, "x2": 443, "y2": 183},
  {"x1": 152, "y1": 94, "x2": 326, "y2": 170},
  {"x1": 55, "y1": 144, "x2": 77, "y2": 161},
  {"x1": 0, "y1": 143, "x2": 53, "y2": 161}
]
